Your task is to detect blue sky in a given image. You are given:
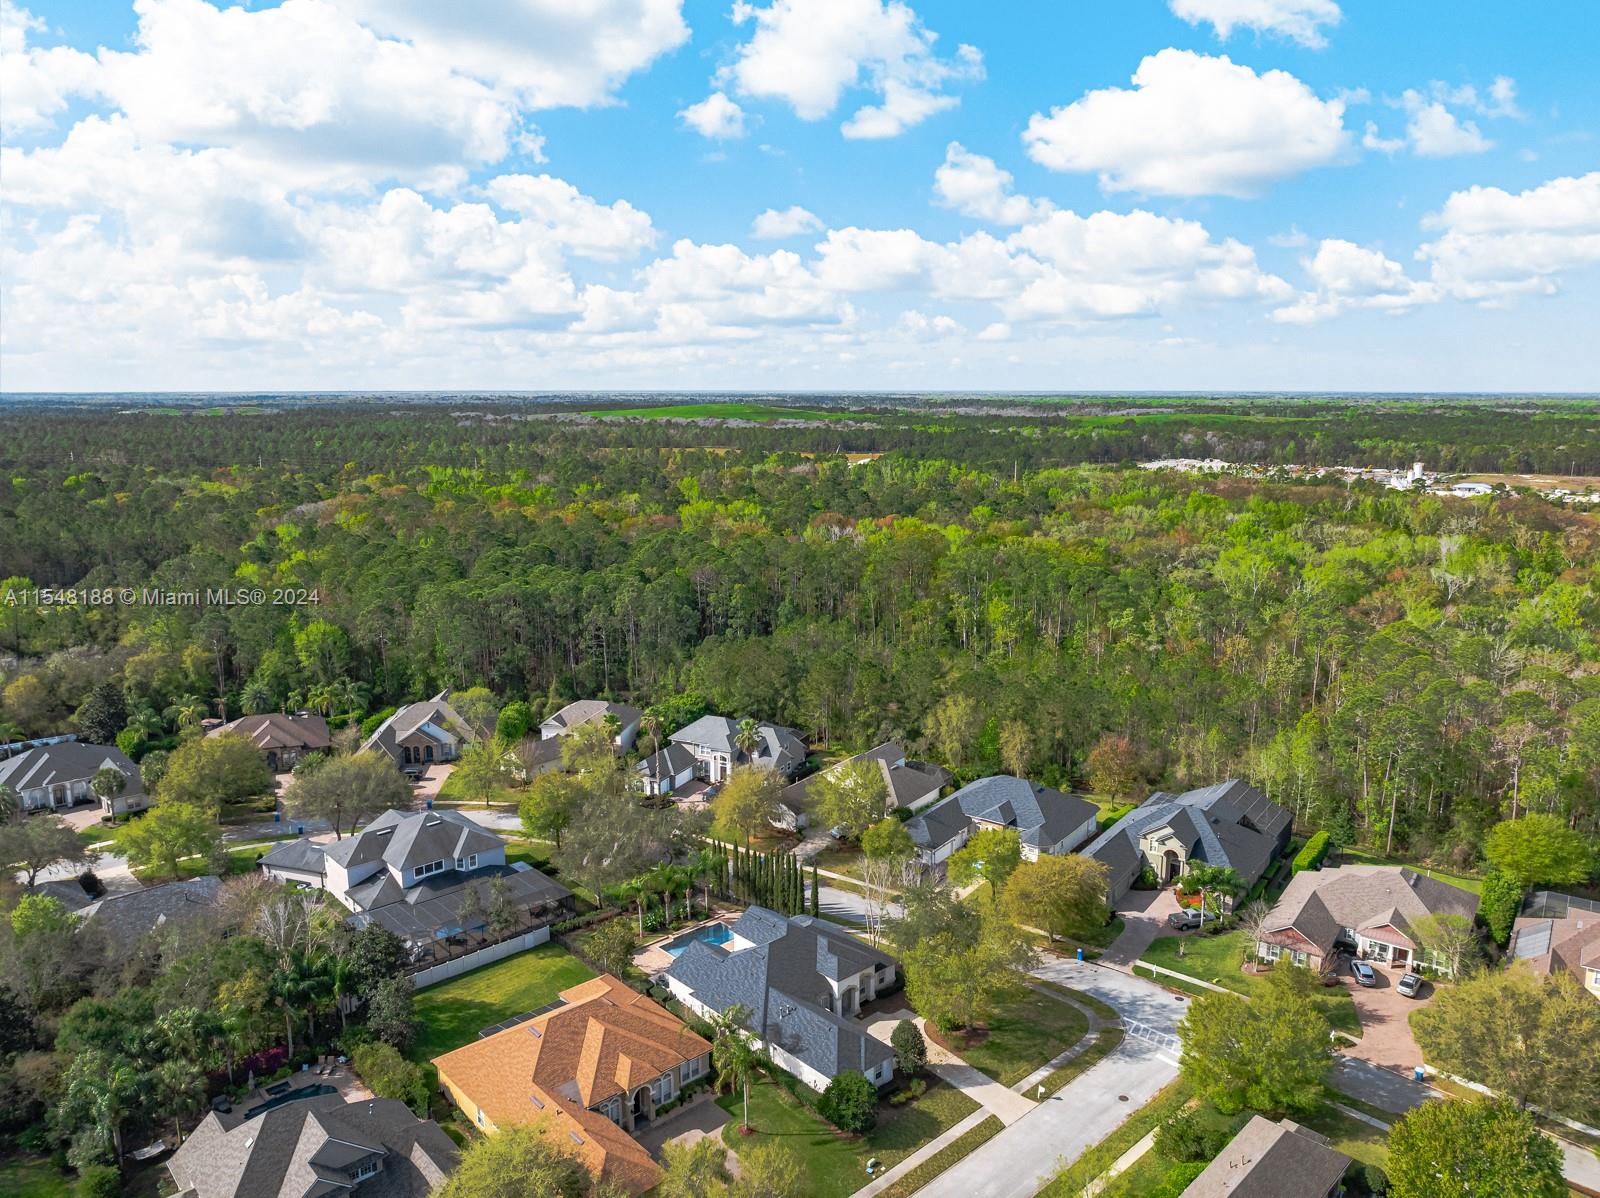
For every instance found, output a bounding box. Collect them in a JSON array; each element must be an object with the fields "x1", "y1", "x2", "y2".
[{"x1": 2, "y1": 0, "x2": 1596, "y2": 392}]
